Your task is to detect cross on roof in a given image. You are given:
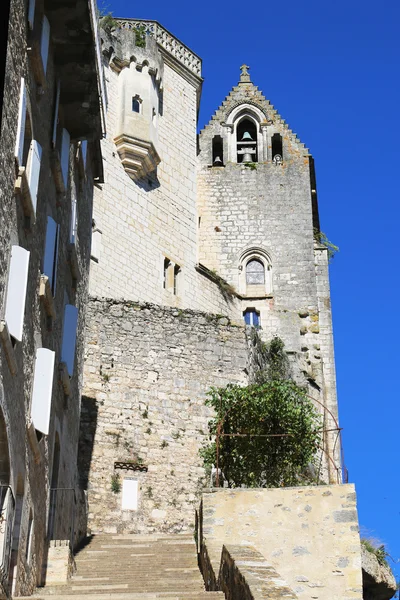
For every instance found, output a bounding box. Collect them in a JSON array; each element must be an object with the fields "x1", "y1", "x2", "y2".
[{"x1": 239, "y1": 64, "x2": 251, "y2": 82}]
